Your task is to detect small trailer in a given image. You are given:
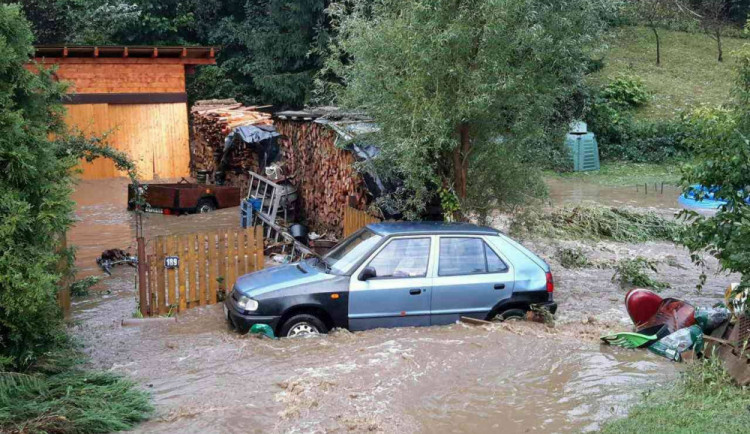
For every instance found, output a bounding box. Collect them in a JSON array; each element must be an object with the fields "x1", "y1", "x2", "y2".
[{"x1": 128, "y1": 179, "x2": 241, "y2": 215}]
